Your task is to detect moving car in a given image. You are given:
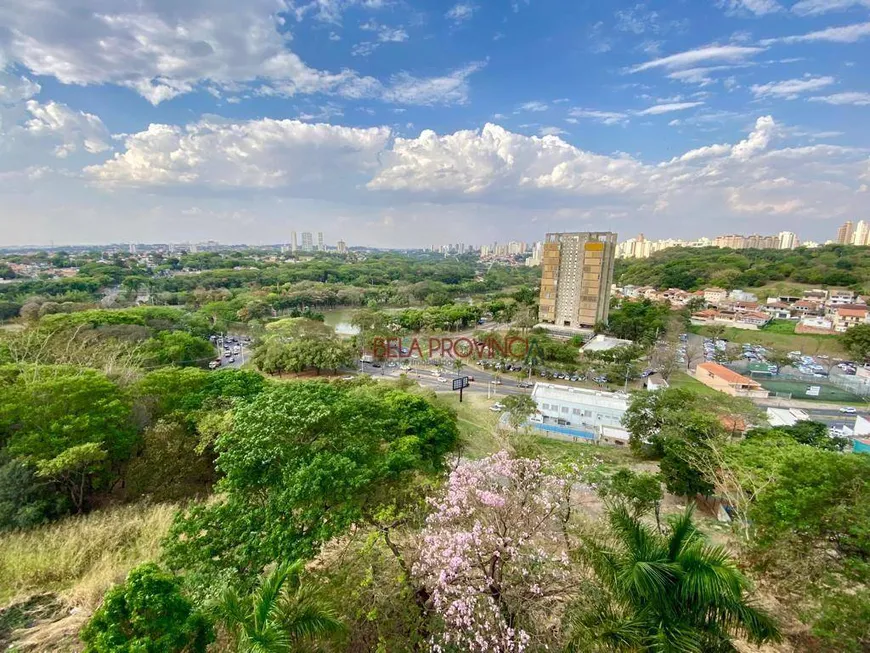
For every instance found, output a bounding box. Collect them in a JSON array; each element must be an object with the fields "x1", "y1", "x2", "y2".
[{"x1": 839, "y1": 406, "x2": 857, "y2": 414}]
